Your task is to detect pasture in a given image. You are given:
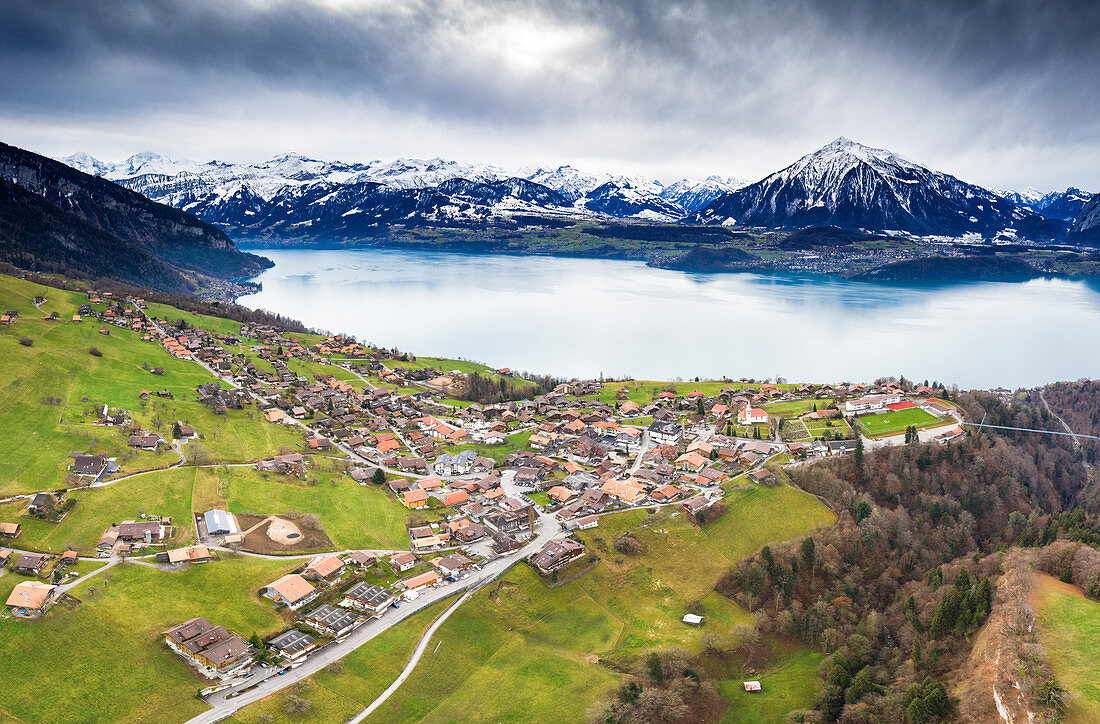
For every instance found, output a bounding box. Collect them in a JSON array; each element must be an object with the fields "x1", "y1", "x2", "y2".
[{"x1": 1036, "y1": 574, "x2": 1100, "y2": 722}]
